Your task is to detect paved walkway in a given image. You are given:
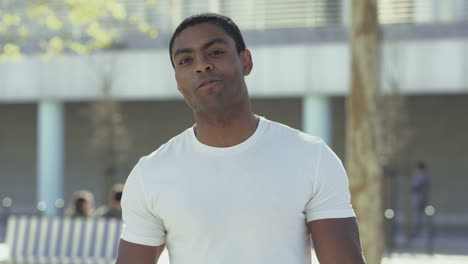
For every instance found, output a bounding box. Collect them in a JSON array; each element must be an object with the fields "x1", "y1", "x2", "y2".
[
  {"x1": 383, "y1": 253, "x2": 468, "y2": 264},
  {"x1": 156, "y1": 250, "x2": 468, "y2": 264},
  {"x1": 392, "y1": 233, "x2": 468, "y2": 255}
]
